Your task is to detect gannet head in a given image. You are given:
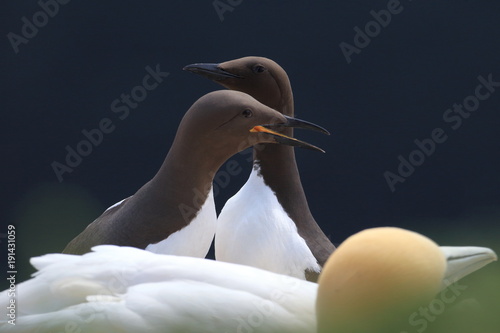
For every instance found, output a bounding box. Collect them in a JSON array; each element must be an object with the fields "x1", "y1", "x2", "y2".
[{"x1": 316, "y1": 227, "x2": 446, "y2": 333}]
